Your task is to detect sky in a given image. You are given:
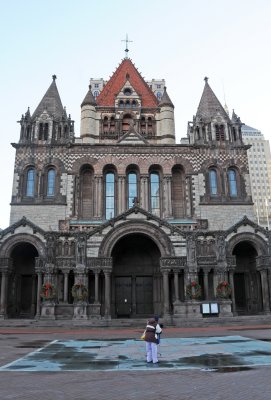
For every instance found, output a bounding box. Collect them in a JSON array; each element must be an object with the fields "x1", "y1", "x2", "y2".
[{"x1": 0, "y1": 0, "x2": 271, "y2": 229}]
